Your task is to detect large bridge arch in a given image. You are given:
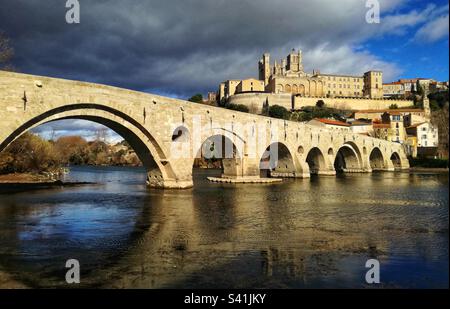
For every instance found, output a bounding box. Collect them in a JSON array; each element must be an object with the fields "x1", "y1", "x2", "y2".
[
  {"x1": 333, "y1": 142, "x2": 364, "y2": 173},
  {"x1": 0, "y1": 103, "x2": 183, "y2": 188},
  {"x1": 390, "y1": 151, "x2": 402, "y2": 170},
  {"x1": 259, "y1": 141, "x2": 308, "y2": 178},
  {"x1": 369, "y1": 147, "x2": 386, "y2": 171},
  {"x1": 194, "y1": 132, "x2": 244, "y2": 179}
]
